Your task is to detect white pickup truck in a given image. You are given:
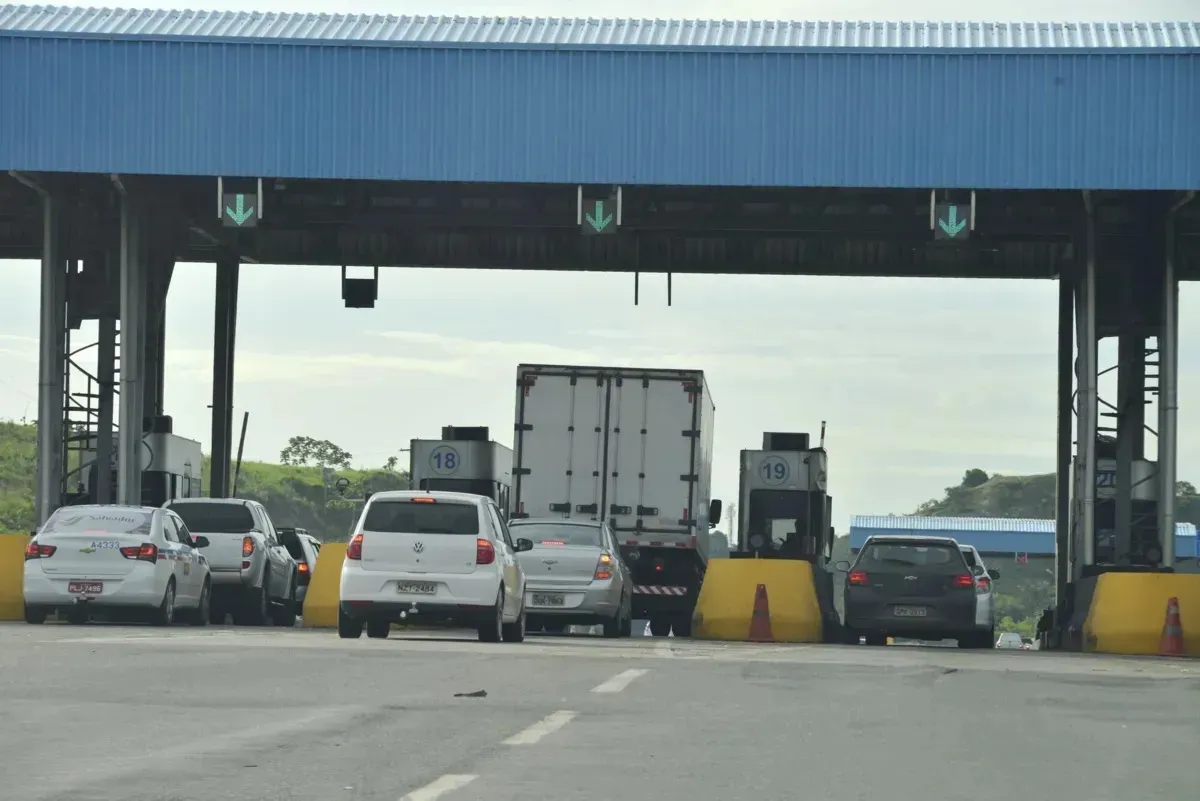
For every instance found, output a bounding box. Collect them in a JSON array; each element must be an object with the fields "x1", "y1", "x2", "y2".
[{"x1": 164, "y1": 497, "x2": 298, "y2": 626}]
